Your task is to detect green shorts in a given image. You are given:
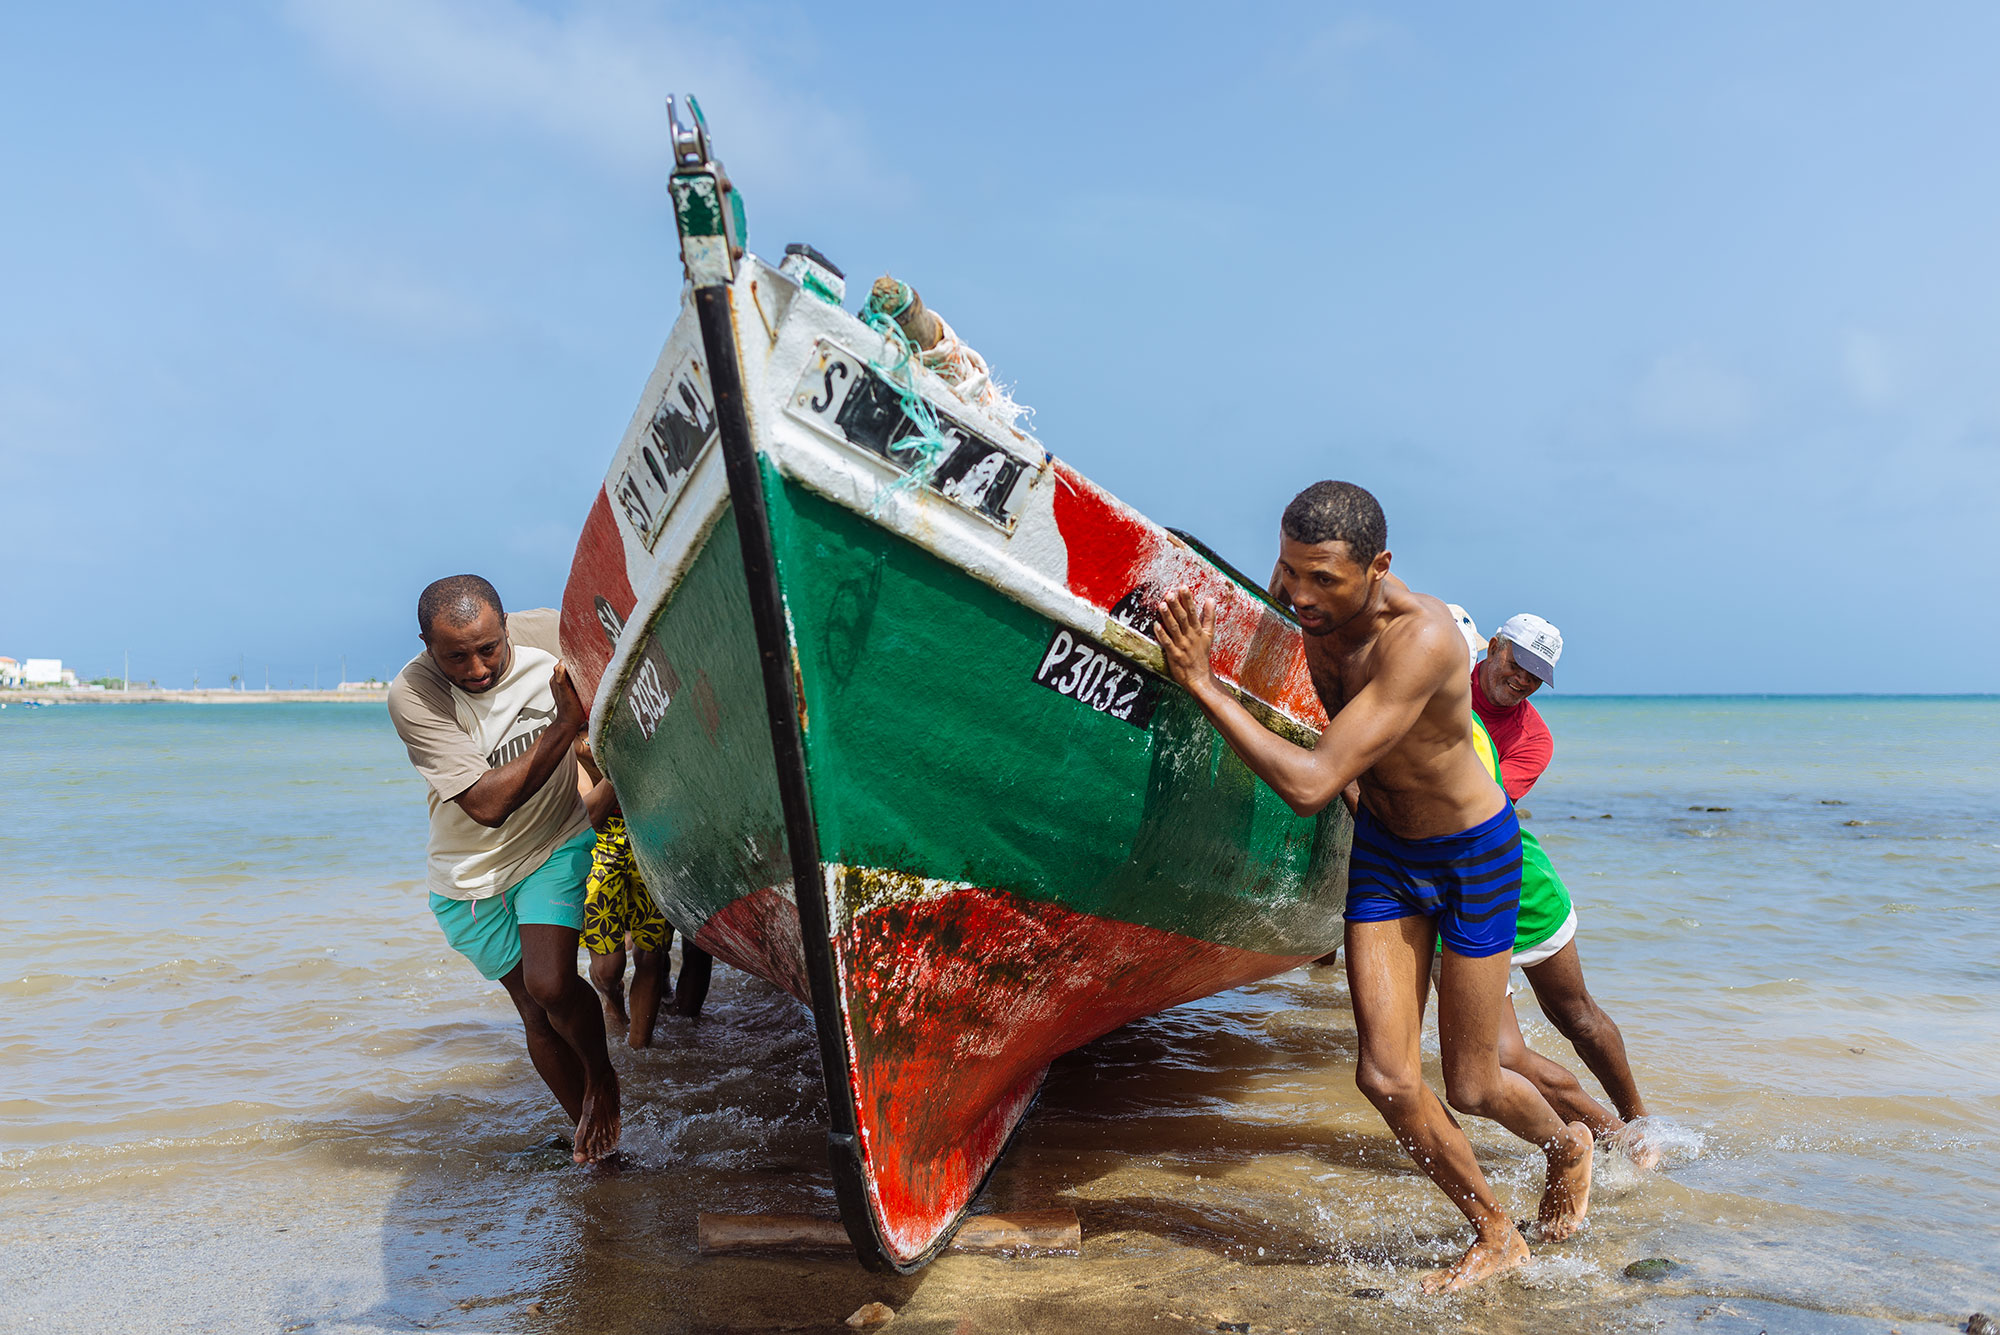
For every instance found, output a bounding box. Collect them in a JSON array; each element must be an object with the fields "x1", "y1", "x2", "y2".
[
  {"x1": 430, "y1": 829, "x2": 597, "y2": 981},
  {"x1": 1464, "y1": 715, "x2": 1572, "y2": 958},
  {"x1": 1514, "y1": 827, "x2": 1574, "y2": 958}
]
